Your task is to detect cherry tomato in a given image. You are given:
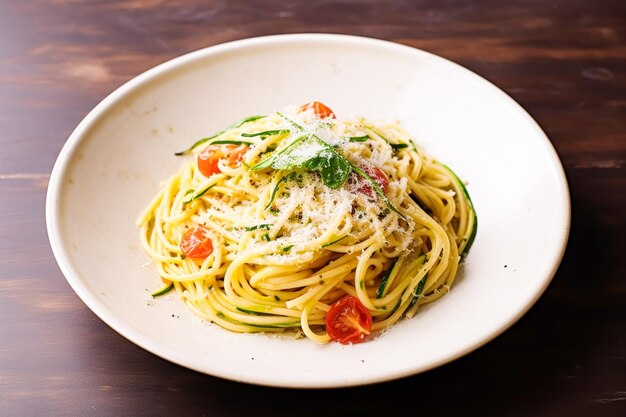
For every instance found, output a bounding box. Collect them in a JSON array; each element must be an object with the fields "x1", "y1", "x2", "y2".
[
  {"x1": 197, "y1": 144, "x2": 249, "y2": 177},
  {"x1": 357, "y1": 166, "x2": 389, "y2": 197},
  {"x1": 180, "y1": 225, "x2": 213, "y2": 259},
  {"x1": 299, "y1": 101, "x2": 336, "y2": 119},
  {"x1": 225, "y1": 144, "x2": 248, "y2": 168},
  {"x1": 326, "y1": 295, "x2": 373, "y2": 344}
]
